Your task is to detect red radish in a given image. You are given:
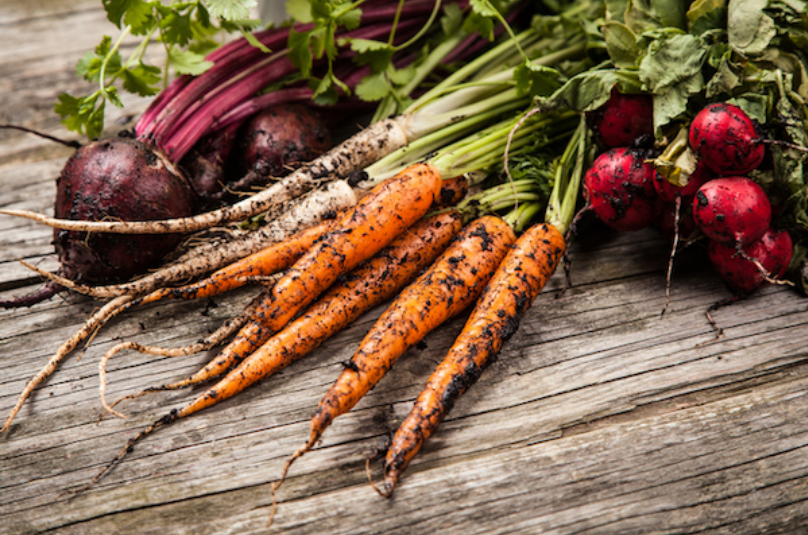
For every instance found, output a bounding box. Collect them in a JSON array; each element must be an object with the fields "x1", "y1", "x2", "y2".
[
  {"x1": 586, "y1": 87, "x2": 654, "y2": 148},
  {"x1": 692, "y1": 176, "x2": 771, "y2": 245},
  {"x1": 688, "y1": 103, "x2": 765, "y2": 175},
  {"x1": 653, "y1": 160, "x2": 712, "y2": 203},
  {"x1": 708, "y1": 228, "x2": 793, "y2": 294},
  {"x1": 53, "y1": 137, "x2": 198, "y2": 283},
  {"x1": 583, "y1": 147, "x2": 657, "y2": 231}
]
